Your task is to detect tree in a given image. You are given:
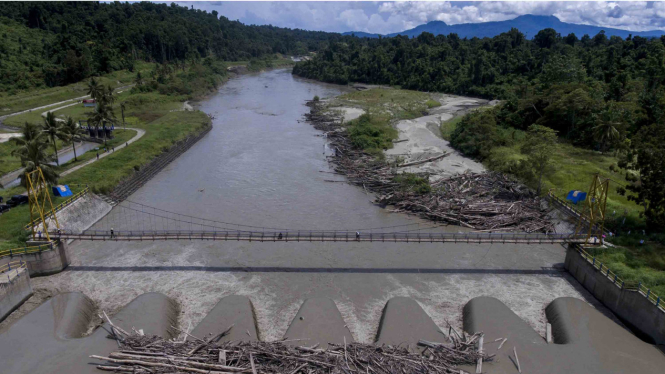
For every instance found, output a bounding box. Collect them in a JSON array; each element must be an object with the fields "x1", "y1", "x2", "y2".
[
  {"x1": 11, "y1": 124, "x2": 58, "y2": 187},
  {"x1": 618, "y1": 124, "x2": 665, "y2": 231},
  {"x1": 42, "y1": 111, "x2": 66, "y2": 166},
  {"x1": 593, "y1": 103, "x2": 622, "y2": 153},
  {"x1": 61, "y1": 117, "x2": 85, "y2": 162},
  {"x1": 120, "y1": 102, "x2": 126, "y2": 130},
  {"x1": 521, "y1": 125, "x2": 558, "y2": 195},
  {"x1": 87, "y1": 77, "x2": 101, "y2": 100},
  {"x1": 87, "y1": 86, "x2": 116, "y2": 147},
  {"x1": 134, "y1": 71, "x2": 144, "y2": 86}
]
